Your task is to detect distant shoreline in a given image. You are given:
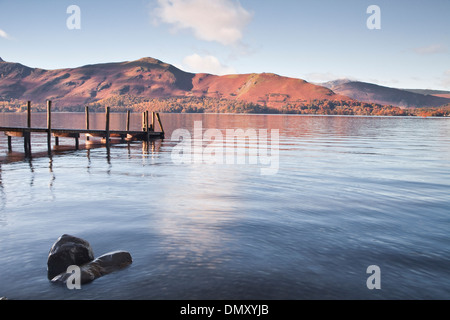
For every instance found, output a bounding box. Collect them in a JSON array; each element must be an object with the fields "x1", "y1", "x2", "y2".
[
  {"x1": 2, "y1": 99, "x2": 450, "y2": 117},
  {"x1": 1, "y1": 110, "x2": 449, "y2": 117}
]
